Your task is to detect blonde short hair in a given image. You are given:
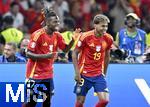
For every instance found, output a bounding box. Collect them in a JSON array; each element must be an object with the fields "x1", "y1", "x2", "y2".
[{"x1": 93, "y1": 14, "x2": 110, "y2": 24}]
